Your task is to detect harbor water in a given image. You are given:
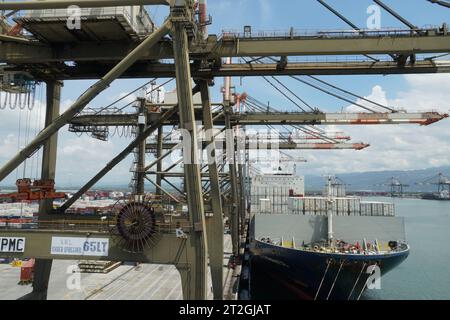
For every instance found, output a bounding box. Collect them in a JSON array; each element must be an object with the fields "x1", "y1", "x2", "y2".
[
  {"x1": 250, "y1": 197, "x2": 450, "y2": 300},
  {"x1": 366, "y1": 197, "x2": 450, "y2": 300}
]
